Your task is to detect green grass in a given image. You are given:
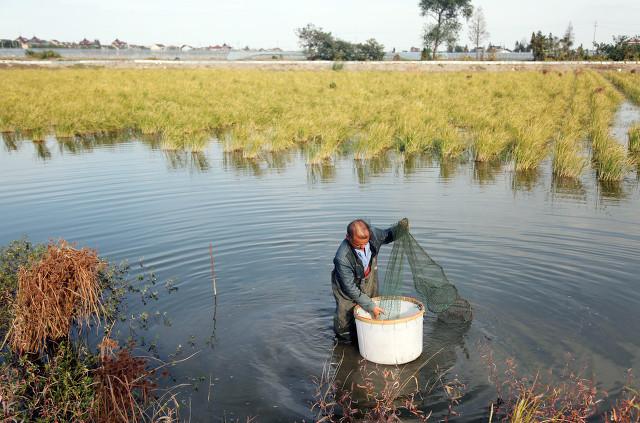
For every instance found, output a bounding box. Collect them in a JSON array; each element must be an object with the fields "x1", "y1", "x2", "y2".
[{"x1": 629, "y1": 125, "x2": 640, "y2": 155}]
